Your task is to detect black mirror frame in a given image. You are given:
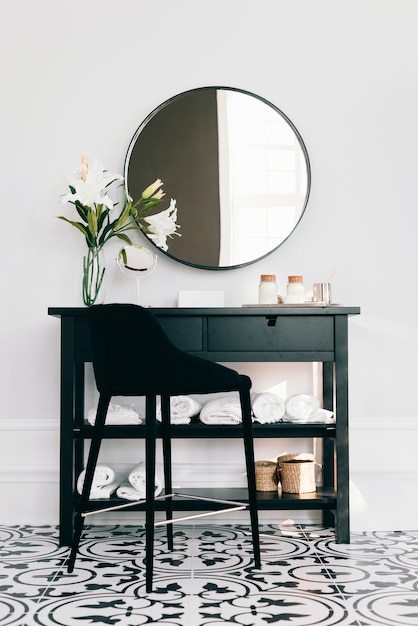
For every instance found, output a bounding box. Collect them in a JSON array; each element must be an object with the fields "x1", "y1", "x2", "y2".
[{"x1": 124, "y1": 86, "x2": 311, "y2": 271}]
